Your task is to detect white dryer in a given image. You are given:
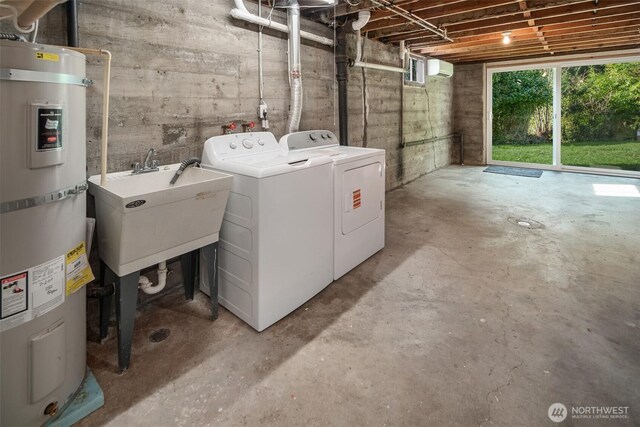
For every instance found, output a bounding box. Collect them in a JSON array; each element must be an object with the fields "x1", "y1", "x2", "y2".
[
  {"x1": 200, "y1": 132, "x2": 334, "y2": 331},
  {"x1": 279, "y1": 131, "x2": 385, "y2": 280}
]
